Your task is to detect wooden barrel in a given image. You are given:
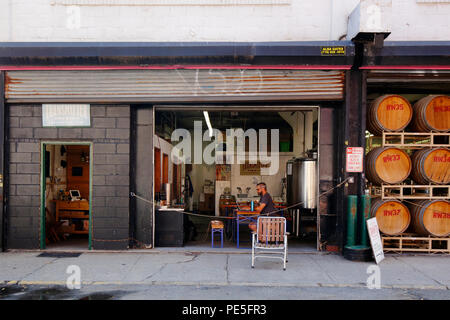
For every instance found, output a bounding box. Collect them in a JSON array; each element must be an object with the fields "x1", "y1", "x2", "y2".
[
  {"x1": 408, "y1": 200, "x2": 450, "y2": 237},
  {"x1": 370, "y1": 198, "x2": 411, "y2": 235},
  {"x1": 367, "y1": 95, "x2": 413, "y2": 135},
  {"x1": 410, "y1": 148, "x2": 450, "y2": 184},
  {"x1": 411, "y1": 95, "x2": 450, "y2": 132},
  {"x1": 365, "y1": 147, "x2": 412, "y2": 185}
]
